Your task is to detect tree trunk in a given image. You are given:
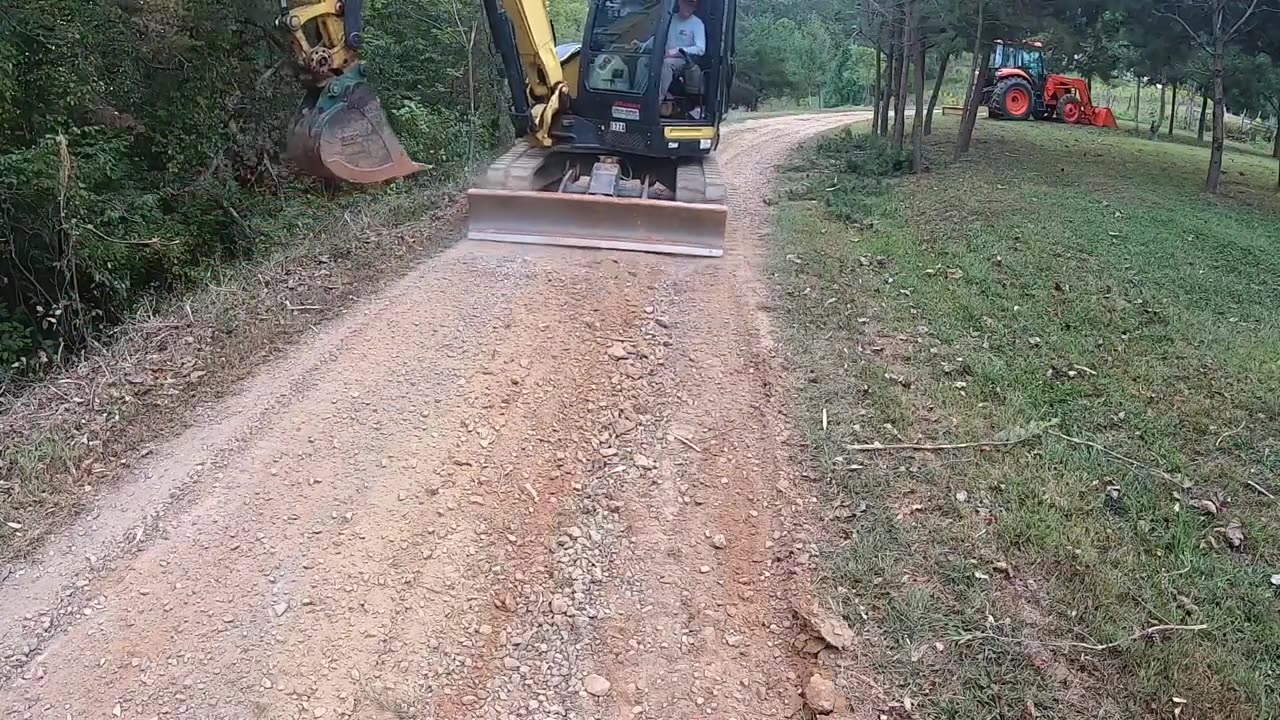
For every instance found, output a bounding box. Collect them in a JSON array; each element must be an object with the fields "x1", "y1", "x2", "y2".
[
  {"x1": 955, "y1": 0, "x2": 986, "y2": 159},
  {"x1": 1134, "y1": 77, "x2": 1141, "y2": 134},
  {"x1": 1198, "y1": 92, "x2": 1209, "y2": 141},
  {"x1": 1273, "y1": 120, "x2": 1279, "y2": 158},
  {"x1": 1155, "y1": 78, "x2": 1167, "y2": 135},
  {"x1": 892, "y1": 3, "x2": 911, "y2": 151},
  {"x1": 924, "y1": 49, "x2": 951, "y2": 136},
  {"x1": 1207, "y1": 43, "x2": 1226, "y2": 194},
  {"x1": 1168, "y1": 82, "x2": 1177, "y2": 136},
  {"x1": 880, "y1": 36, "x2": 896, "y2": 136},
  {"x1": 912, "y1": 24, "x2": 926, "y2": 171},
  {"x1": 872, "y1": 40, "x2": 883, "y2": 132}
]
